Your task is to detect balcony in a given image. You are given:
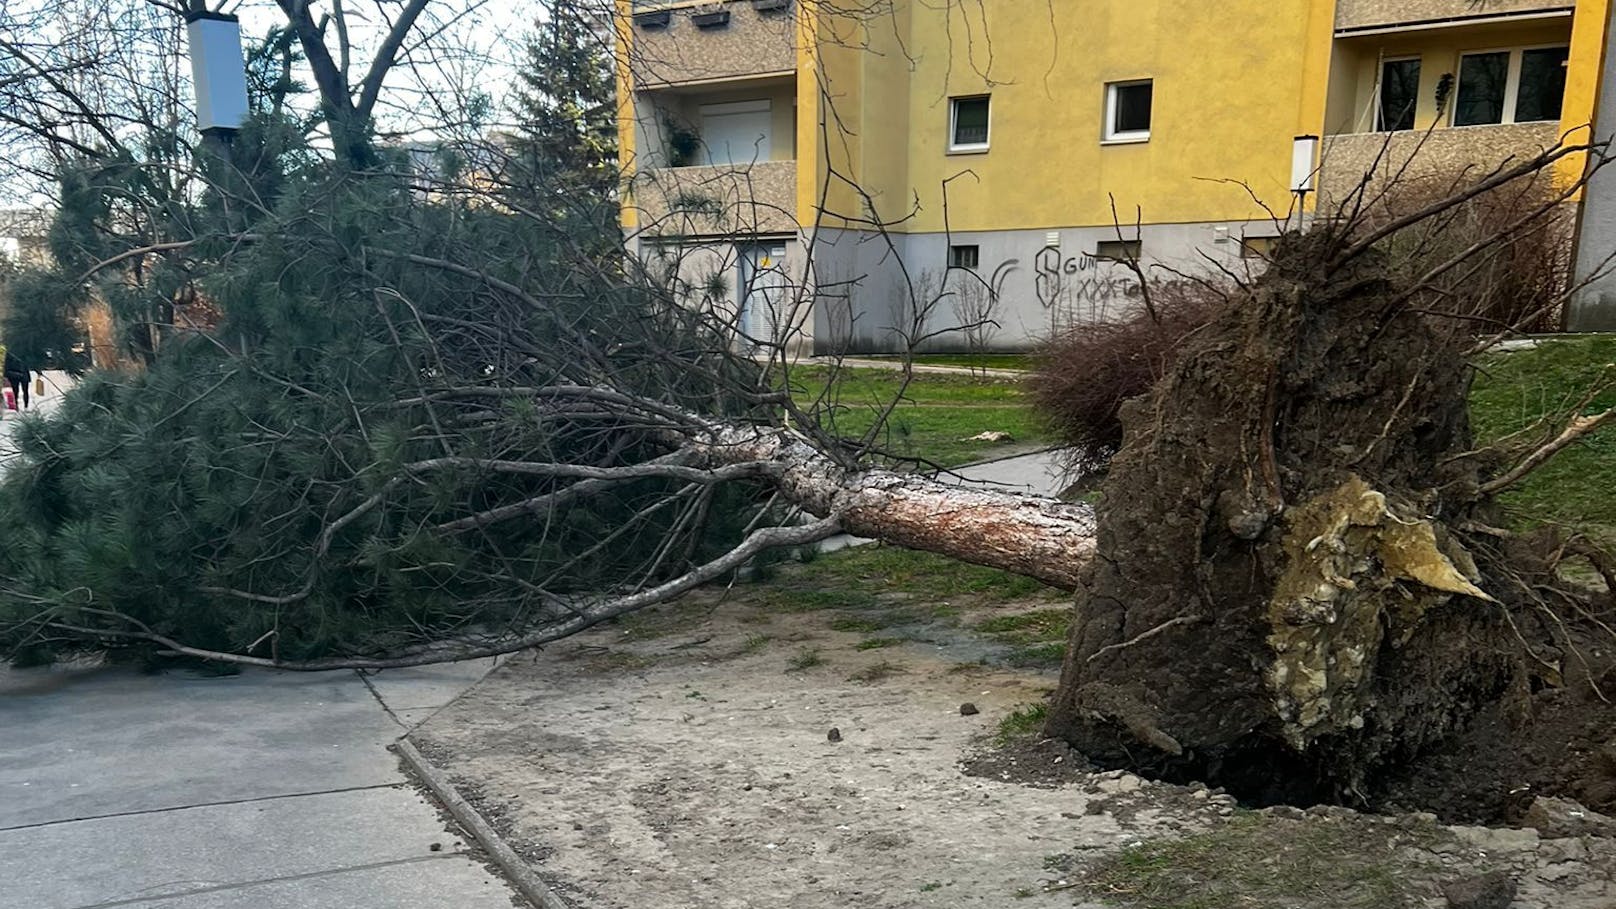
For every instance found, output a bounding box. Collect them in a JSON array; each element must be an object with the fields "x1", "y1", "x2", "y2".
[
  {"x1": 1317, "y1": 121, "x2": 1561, "y2": 209},
  {"x1": 1336, "y1": 0, "x2": 1573, "y2": 34},
  {"x1": 629, "y1": 0, "x2": 797, "y2": 88},
  {"x1": 631, "y1": 159, "x2": 799, "y2": 237}
]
